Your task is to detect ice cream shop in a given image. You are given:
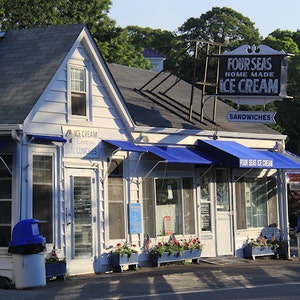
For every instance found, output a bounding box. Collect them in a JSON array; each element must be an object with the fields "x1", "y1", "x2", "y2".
[{"x1": 0, "y1": 24, "x2": 300, "y2": 280}]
